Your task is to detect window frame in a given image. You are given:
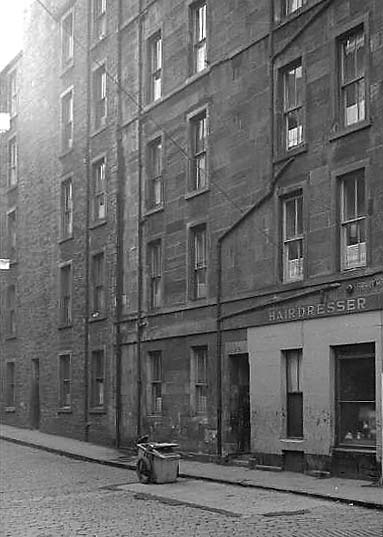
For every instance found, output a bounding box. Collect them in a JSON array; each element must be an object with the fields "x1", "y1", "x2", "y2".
[
  {"x1": 91, "y1": 251, "x2": 105, "y2": 316},
  {"x1": 8, "y1": 136, "x2": 17, "y2": 188},
  {"x1": 8, "y1": 69, "x2": 18, "y2": 117},
  {"x1": 191, "y1": 346, "x2": 208, "y2": 415},
  {"x1": 5, "y1": 362, "x2": 16, "y2": 408},
  {"x1": 189, "y1": 223, "x2": 208, "y2": 300},
  {"x1": 190, "y1": 1, "x2": 207, "y2": 74},
  {"x1": 282, "y1": 60, "x2": 304, "y2": 152},
  {"x1": 7, "y1": 207, "x2": 17, "y2": 261},
  {"x1": 146, "y1": 137, "x2": 163, "y2": 210},
  {"x1": 93, "y1": 0, "x2": 107, "y2": 42},
  {"x1": 61, "y1": 9, "x2": 74, "y2": 68},
  {"x1": 148, "y1": 239, "x2": 162, "y2": 310},
  {"x1": 90, "y1": 348, "x2": 105, "y2": 409},
  {"x1": 282, "y1": 191, "x2": 304, "y2": 283},
  {"x1": 285, "y1": 348, "x2": 303, "y2": 439},
  {"x1": 339, "y1": 169, "x2": 367, "y2": 271},
  {"x1": 281, "y1": 0, "x2": 307, "y2": 18},
  {"x1": 59, "y1": 262, "x2": 72, "y2": 327},
  {"x1": 58, "y1": 352, "x2": 72, "y2": 409},
  {"x1": 60, "y1": 87, "x2": 74, "y2": 153},
  {"x1": 92, "y1": 63, "x2": 107, "y2": 131},
  {"x1": 6, "y1": 284, "x2": 16, "y2": 337},
  {"x1": 147, "y1": 31, "x2": 162, "y2": 103},
  {"x1": 335, "y1": 344, "x2": 375, "y2": 448},
  {"x1": 148, "y1": 351, "x2": 163, "y2": 415},
  {"x1": 188, "y1": 108, "x2": 208, "y2": 193},
  {"x1": 91, "y1": 155, "x2": 107, "y2": 223},
  {"x1": 60, "y1": 176, "x2": 73, "y2": 240}
]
